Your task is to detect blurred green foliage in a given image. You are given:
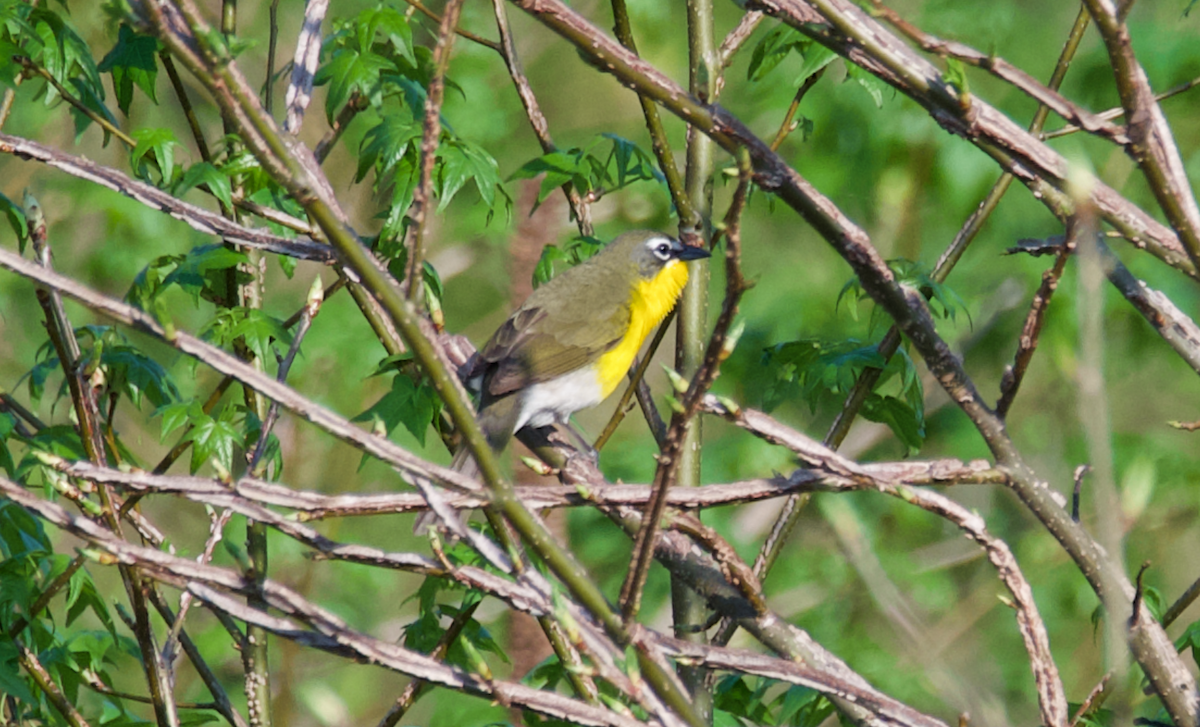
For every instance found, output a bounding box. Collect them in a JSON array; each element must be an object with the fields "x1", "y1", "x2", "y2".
[{"x1": 0, "y1": 0, "x2": 1198, "y2": 726}]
